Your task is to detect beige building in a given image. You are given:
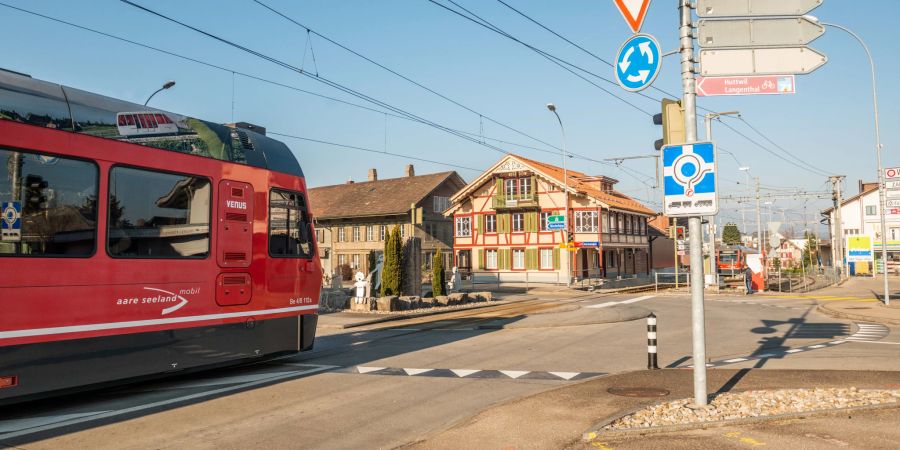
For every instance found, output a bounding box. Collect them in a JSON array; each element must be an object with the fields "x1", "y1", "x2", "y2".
[
  {"x1": 445, "y1": 154, "x2": 655, "y2": 284},
  {"x1": 308, "y1": 165, "x2": 465, "y2": 280}
]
